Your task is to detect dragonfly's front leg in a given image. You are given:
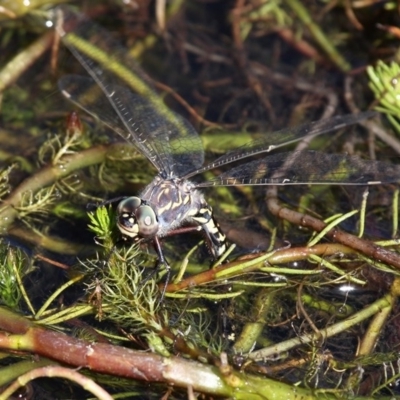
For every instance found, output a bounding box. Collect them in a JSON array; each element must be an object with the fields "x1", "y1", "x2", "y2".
[{"x1": 151, "y1": 236, "x2": 171, "y2": 300}]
